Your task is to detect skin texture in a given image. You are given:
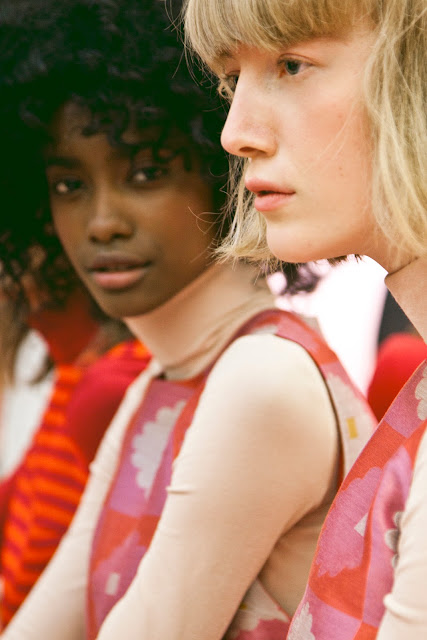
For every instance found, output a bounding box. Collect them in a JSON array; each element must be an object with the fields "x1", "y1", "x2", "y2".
[
  {"x1": 46, "y1": 103, "x2": 216, "y2": 319},
  {"x1": 220, "y1": 31, "x2": 407, "y2": 271}
]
